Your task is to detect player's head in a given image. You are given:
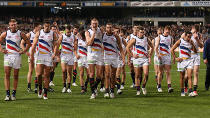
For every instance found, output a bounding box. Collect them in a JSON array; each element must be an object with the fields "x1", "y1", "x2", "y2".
[
  {"x1": 185, "y1": 31, "x2": 192, "y2": 41},
  {"x1": 138, "y1": 27, "x2": 144, "y2": 37},
  {"x1": 191, "y1": 25, "x2": 199, "y2": 34},
  {"x1": 163, "y1": 26, "x2": 171, "y2": 36},
  {"x1": 79, "y1": 29, "x2": 86, "y2": 40},
  {"x1": 113, "y1": 26, "x2": 120, "y2": 35},
  {"x1": 132, "y1": 25, "x2": 139, "y2": 34},
  {"x1": 73, "y1": 25, "x2": 79, "y2": 35},
  {"x1": 157, "y1": 28, "x2": 163, "y2": 35},
  {"x1": 65, "y1": 25, "x2": 72, "y2": 36},
  {"x1": 51, "y1": 25, "x2": 57, "y2": 32},
  {"x1": 9, "y1": 19, "x2": 17, "y2": 31},
  {"x1": 106, "y1": 23, "x2": 112, "y2": 34},
  {"x1": 43, "y1": 21, "x2": 51, "y2": 32},
  {"x1": 120, "y1": 28, "x2": 126, "y2": 37},
  {"x1": 100, "y1": 26, "x2": 105, "y2": 32},
  {"x1": 91, "y1": 18, "x2": 98, "y2": 29},
  {"x1": 34, "y1": 22, "x2": 41, "y2": 31}
]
